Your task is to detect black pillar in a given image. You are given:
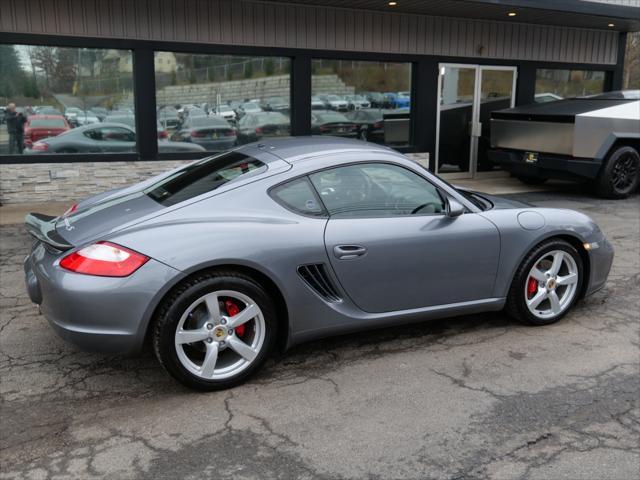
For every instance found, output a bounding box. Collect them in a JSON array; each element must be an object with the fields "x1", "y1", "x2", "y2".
[
  {"x1": 611, "y1": 32, "x2": 627, "y2": 91},
  {"x1": 133, "y1": 49, "x2": 158, "y2": 161},
  {"x1": 411, "y1": 58, "x2": 438, "y2": 171},
  {"x1": 516, "y1": 62, "x2": 536, "y2": 106},
  {"x1": 291, "y1": 54, "x2": 311, "y2": 136}
]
